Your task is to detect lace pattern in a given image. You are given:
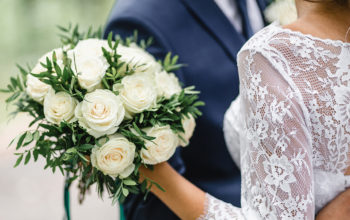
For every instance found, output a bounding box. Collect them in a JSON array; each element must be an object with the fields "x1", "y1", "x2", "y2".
[
  {"x1": 197, "y1": 194, "x2": 243, "y2": 220},
  {"x1": 201, "y1": 23, "x2": 350, "y2": 219}
]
